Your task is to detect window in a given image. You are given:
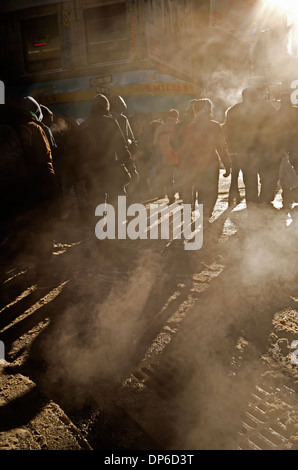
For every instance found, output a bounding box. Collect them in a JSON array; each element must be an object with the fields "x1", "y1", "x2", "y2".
[
  {"x1": 84, "y1": 3, "x2": 129, "y2": 64},
  {"x1": 21, "y1": 14, "x2": 61, "y2": 73}
]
